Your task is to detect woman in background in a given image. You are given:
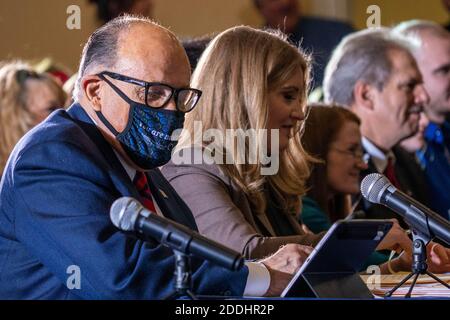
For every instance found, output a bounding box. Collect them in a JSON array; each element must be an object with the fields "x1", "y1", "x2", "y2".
[
  {"x1": 301, "y1": 104, "x2": 450, "y2": 273},
  {"x1": 0, "y1": 61, "x2": 67, "y2": 175},
  {"x1": 301, "y1": 104, "x2": 366, "y2": 233}
]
